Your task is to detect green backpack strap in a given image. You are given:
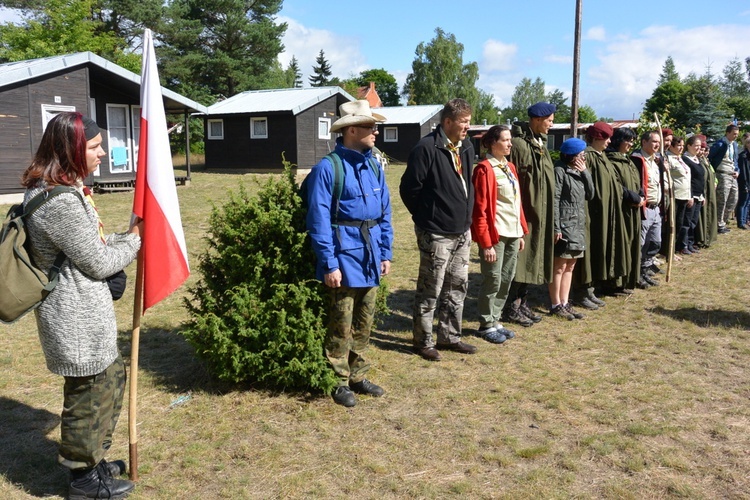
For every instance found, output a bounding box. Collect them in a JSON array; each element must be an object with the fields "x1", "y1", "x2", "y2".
[
  {"x1": 325, "y1": 152, "x2": 383, "y2": 226},
  {"x1": 23, "y1": 186, "x2": 84, "y2": 287},
  {"x1": 324, "y1": 152, "x2": 344, "y2": 225}
]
